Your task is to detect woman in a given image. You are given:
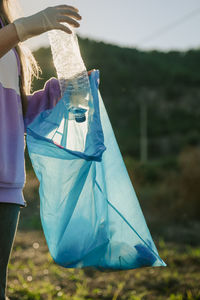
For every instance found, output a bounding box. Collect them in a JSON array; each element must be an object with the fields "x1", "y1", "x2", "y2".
[{"x1": 0, "y1": 1, "x2": 81, "y2": 299}]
